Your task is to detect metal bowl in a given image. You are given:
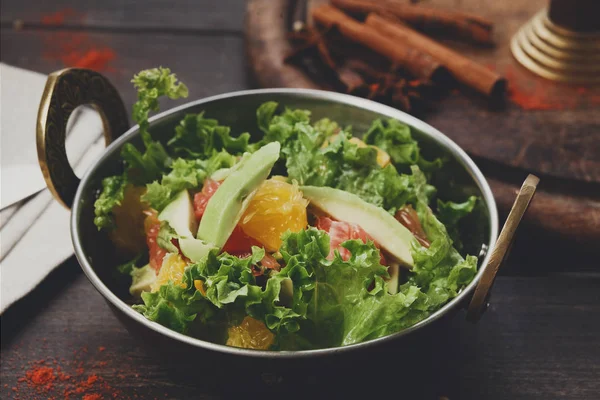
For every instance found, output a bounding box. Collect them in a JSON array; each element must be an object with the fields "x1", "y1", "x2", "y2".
[{"x1": 38, "y1": 69, "x2": 501, "y2": 384}]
